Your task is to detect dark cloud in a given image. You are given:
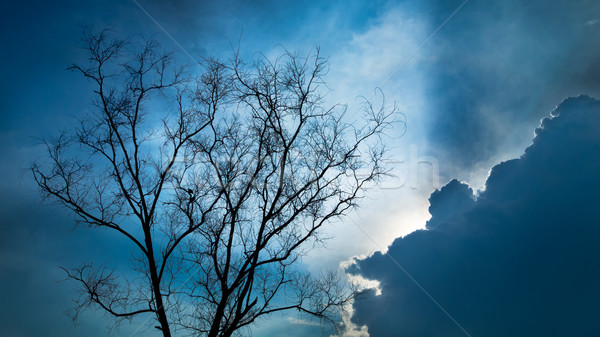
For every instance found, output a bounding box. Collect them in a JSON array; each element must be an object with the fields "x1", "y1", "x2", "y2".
[{"x1": 349, "y1": 95, "x2": 600, "y2": 336}]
